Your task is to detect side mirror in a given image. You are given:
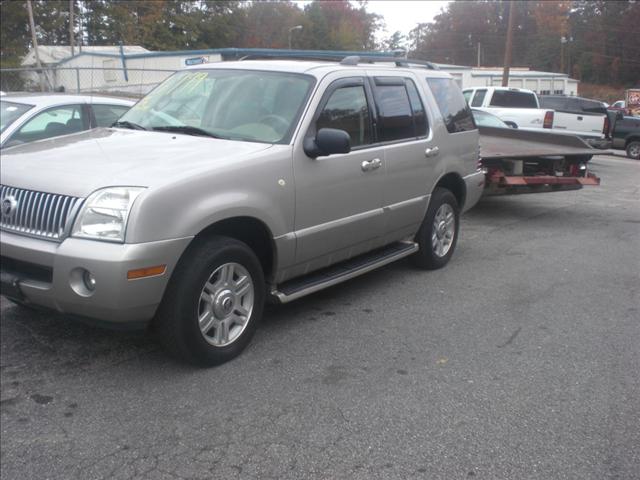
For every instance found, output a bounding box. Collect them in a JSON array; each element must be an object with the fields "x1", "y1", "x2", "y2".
[
  {"x1": 303, "y1": 128, "x2": 351, "y2": 158},
  {"x1": 616, "y1": 110, "x2": 624, "y2": 121}
]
